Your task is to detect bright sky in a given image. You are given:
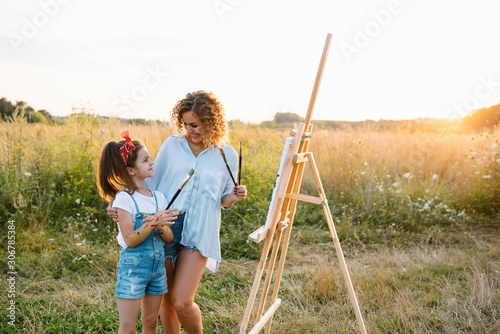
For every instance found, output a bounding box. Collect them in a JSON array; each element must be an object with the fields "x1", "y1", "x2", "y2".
[{"x1": 1, "y1": 0, "x2": 499, "y2": 123}]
